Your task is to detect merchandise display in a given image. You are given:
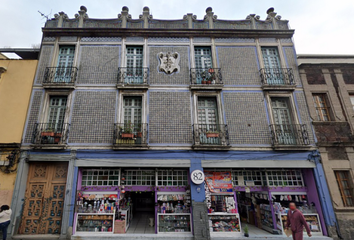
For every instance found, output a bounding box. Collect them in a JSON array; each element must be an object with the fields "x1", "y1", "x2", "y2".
[
  {"x1": 158, "y1": 214, "x2": 191, "y2": 233},
  {"x1": 76, "y1": 213, "x2": 114, "y2": 232},
  {"x1": 208, "y1": 213, "x2": 241, "y2": 233}
]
